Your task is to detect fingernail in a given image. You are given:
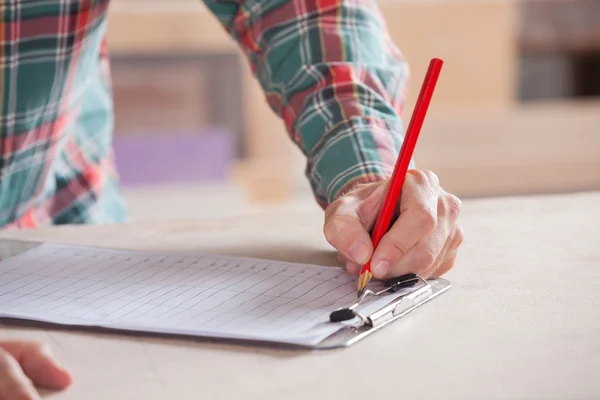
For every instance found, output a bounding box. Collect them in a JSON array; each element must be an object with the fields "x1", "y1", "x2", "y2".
[
  {"x1": 372, "y1": 260, "x2": 390, "y2": 277},
  {"x1": 348, "y1": 240, "x2": 370, "y2": 264}
]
